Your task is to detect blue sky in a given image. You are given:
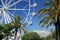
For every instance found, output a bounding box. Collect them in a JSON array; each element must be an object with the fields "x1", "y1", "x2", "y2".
[
  {"x1": 12, "y1": 0, "x2": 50, "y2": 32},
  {"x1": 12, "y1": 0, "x2": 53, "y2": 32},
  {"x1": 25, "y1": 0, "x2": 55, "y2": 32},
  {"x1": 0, "y1": 0, "x2": 55, "y2": 32}
]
